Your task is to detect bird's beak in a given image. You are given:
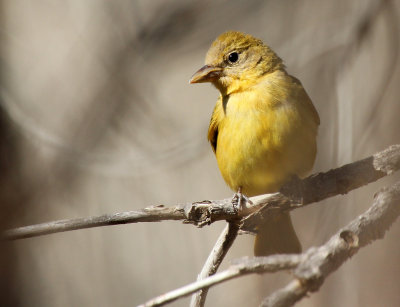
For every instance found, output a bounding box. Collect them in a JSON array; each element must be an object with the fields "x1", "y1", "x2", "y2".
[{"x1": 189, "y1": 65, "x2": 223, "y2": 84}]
